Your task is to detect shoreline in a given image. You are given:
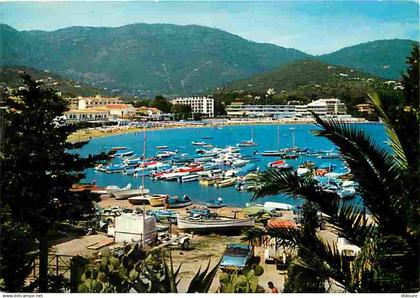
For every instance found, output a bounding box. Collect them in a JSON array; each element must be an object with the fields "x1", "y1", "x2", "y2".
[{"x1": 68, "y1": 117, "x2": 376, "y2": 143}]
